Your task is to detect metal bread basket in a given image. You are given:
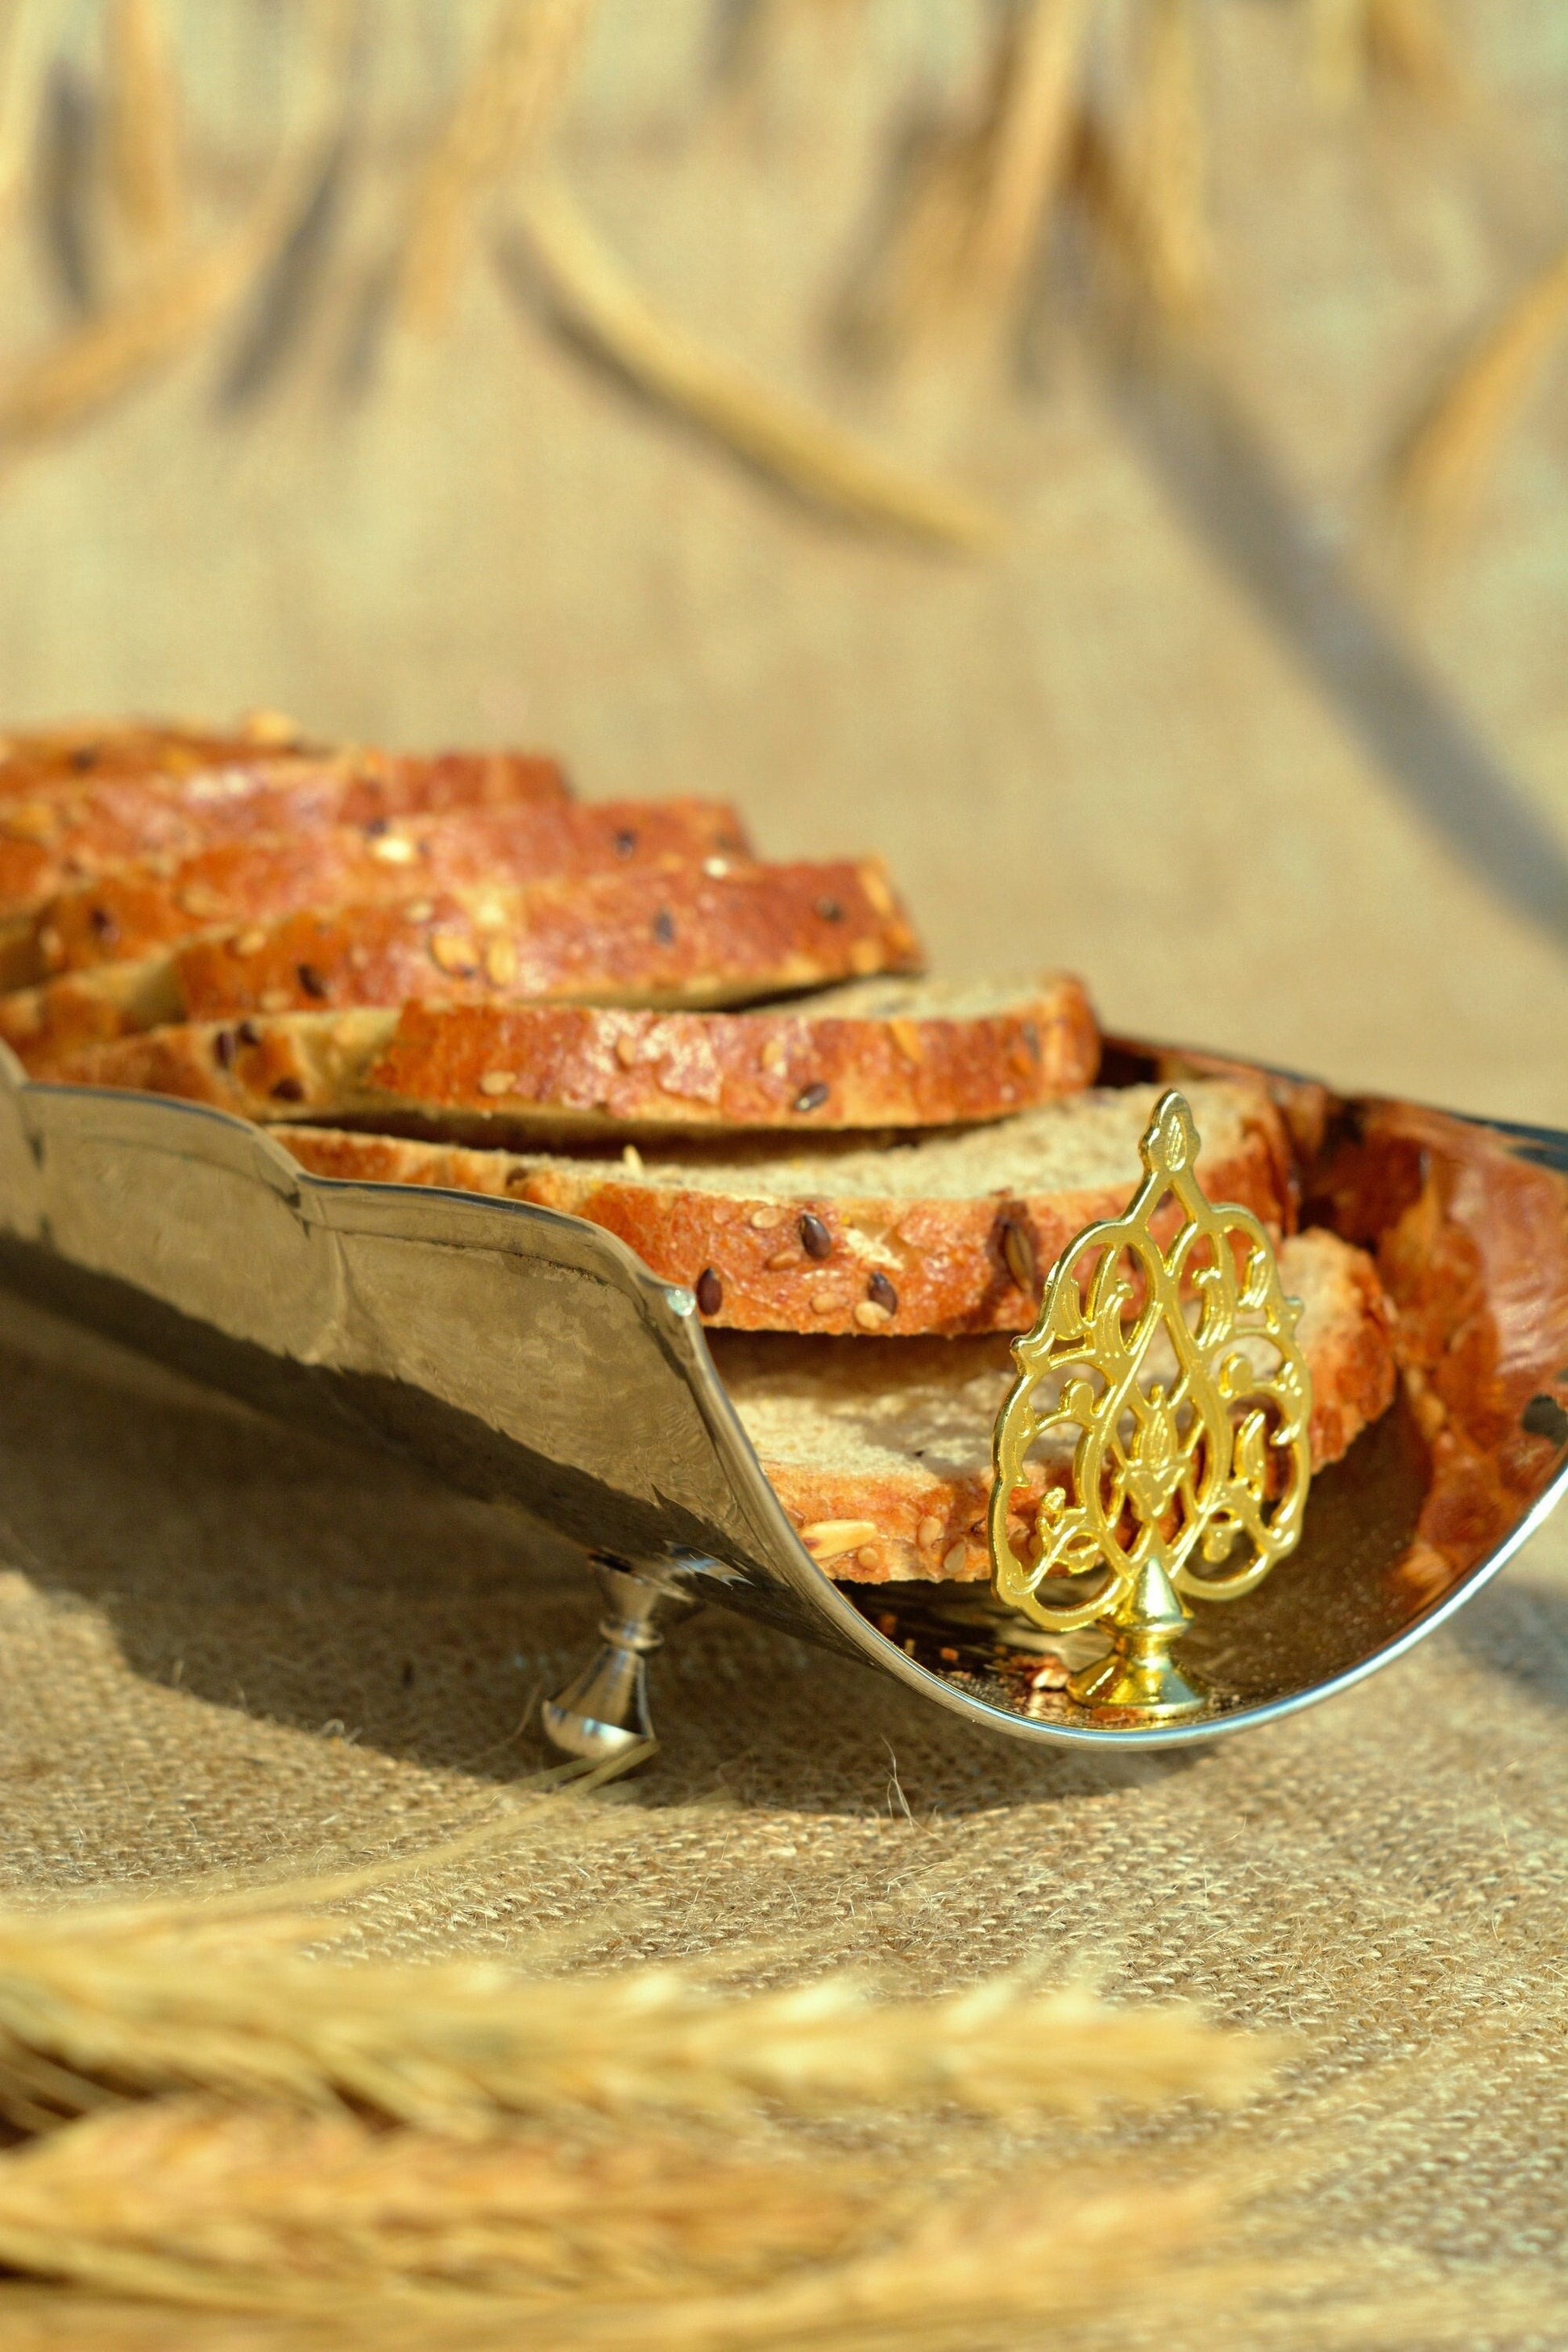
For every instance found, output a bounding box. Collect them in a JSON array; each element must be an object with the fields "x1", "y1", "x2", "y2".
[{"x1": 1, "y1": 1039, "x2": 1563, "y2": 1763}]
